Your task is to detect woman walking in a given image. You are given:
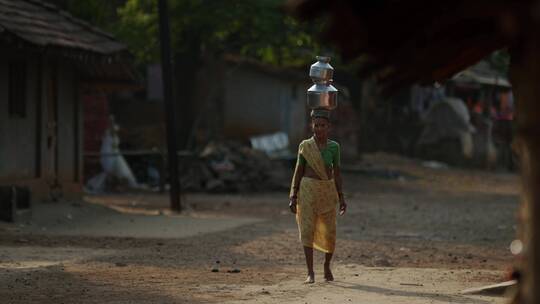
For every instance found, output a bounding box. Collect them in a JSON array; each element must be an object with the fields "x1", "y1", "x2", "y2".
[{"x1": 289, "y1": 109, "x2": 347, "y2": 284}]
